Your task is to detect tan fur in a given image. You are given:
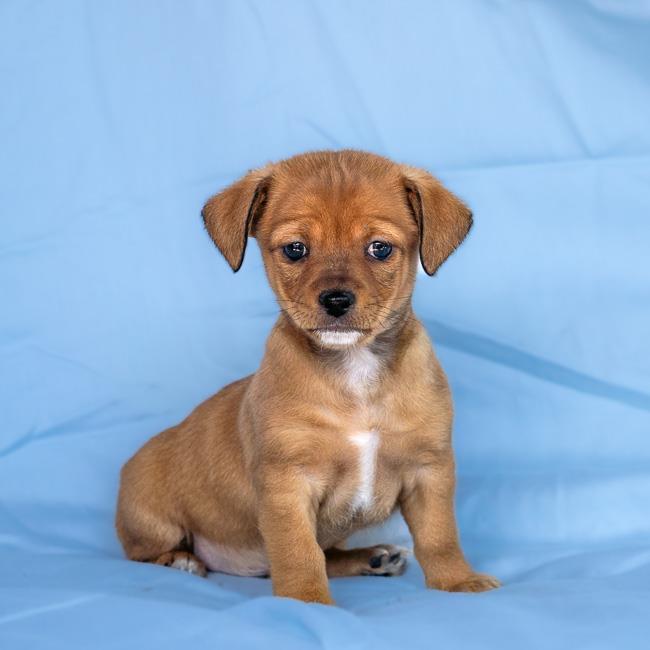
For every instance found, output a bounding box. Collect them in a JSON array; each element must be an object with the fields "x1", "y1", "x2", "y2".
[{"x1": 115, "y1": 150, "x2": 499, "y2": 604}]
